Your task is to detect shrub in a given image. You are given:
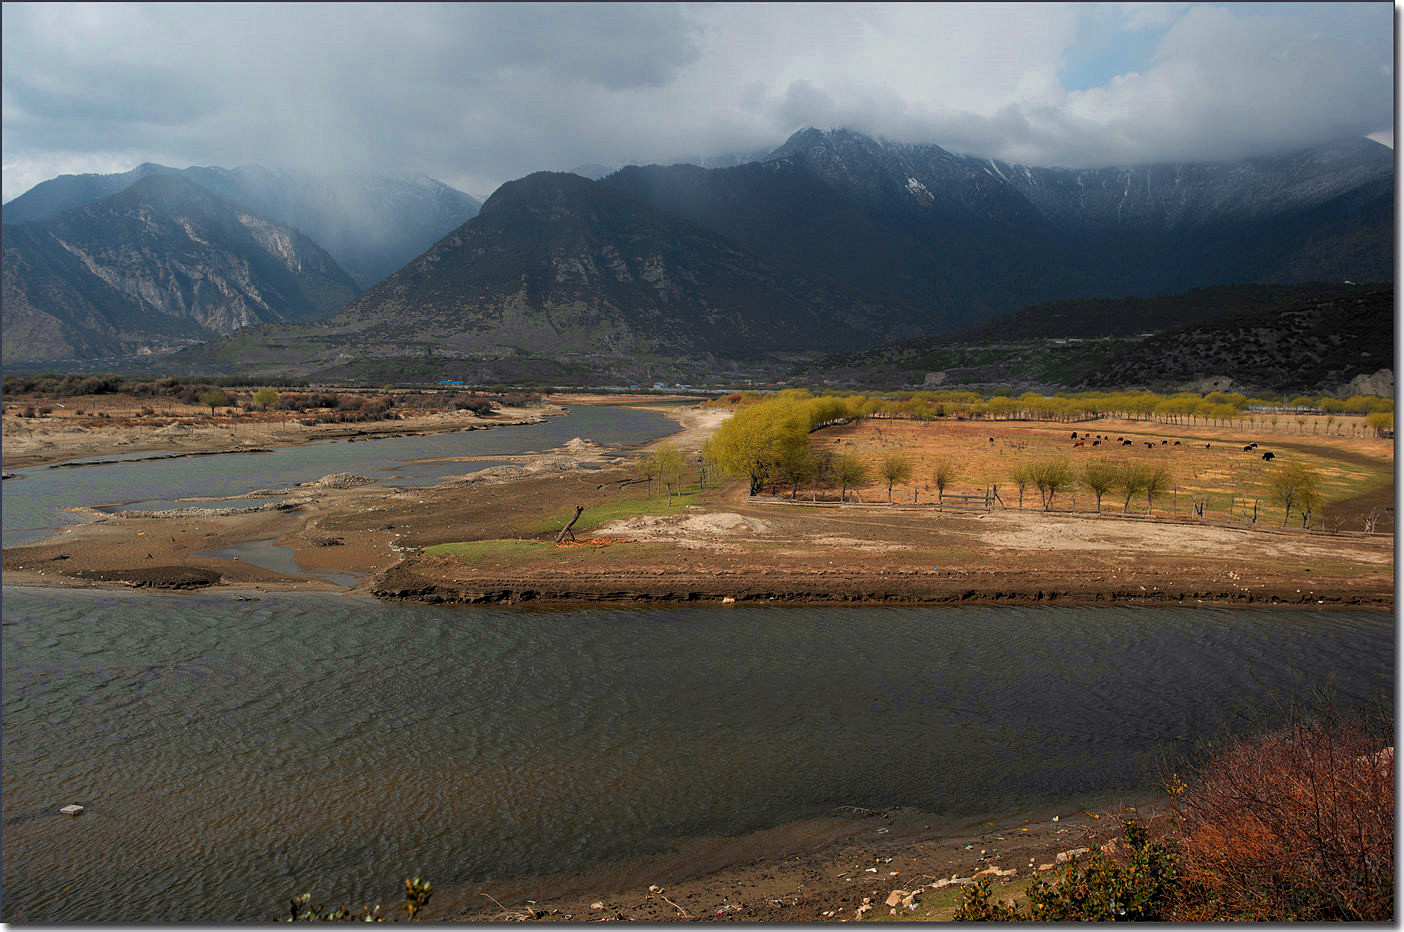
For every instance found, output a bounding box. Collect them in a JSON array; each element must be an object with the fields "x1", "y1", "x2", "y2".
[
  {"x1": 957, "y1": 706, "x2": 1392, "y2": 922},
  {"x1": 284, "y1": 876, "x2": 431, "y2": 922},
  {"x1": 1170, "y1": 707, "x2": 1393, "y2": 921},
  {"x1": 954, "y1": 819, "x2": 1180, "y2": 921}
]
